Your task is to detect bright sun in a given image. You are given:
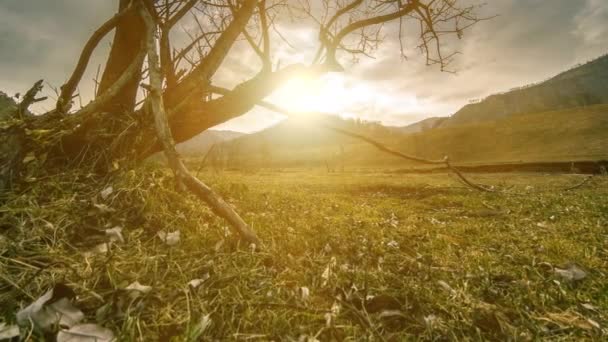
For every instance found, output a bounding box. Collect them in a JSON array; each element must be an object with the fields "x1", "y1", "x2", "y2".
[
  {"x1": 268, "y1": 74, "x2": 424, "y2": 122},
  {"x1": 270, "y1": 74, "x2": 350, "y2": 115}
]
